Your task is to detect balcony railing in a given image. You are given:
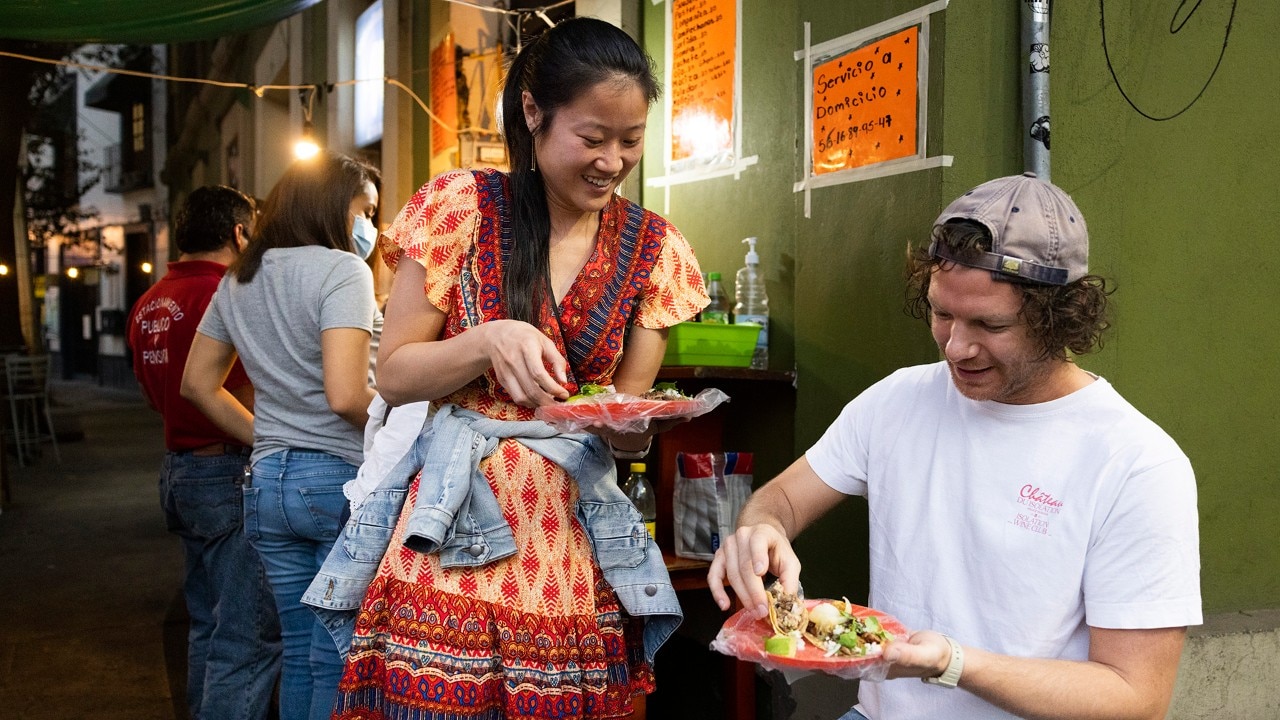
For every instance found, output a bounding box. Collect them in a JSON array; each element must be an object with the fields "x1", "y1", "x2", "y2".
[{"x1": 101, "y1": 144, "x2": 152, "y2": 193}]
